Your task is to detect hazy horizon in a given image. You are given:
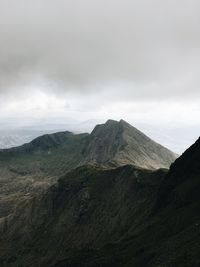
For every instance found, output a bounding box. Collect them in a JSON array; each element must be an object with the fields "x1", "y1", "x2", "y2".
[{"x1": 0, "y1": 0, "x2": 200, "y2": 153}]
